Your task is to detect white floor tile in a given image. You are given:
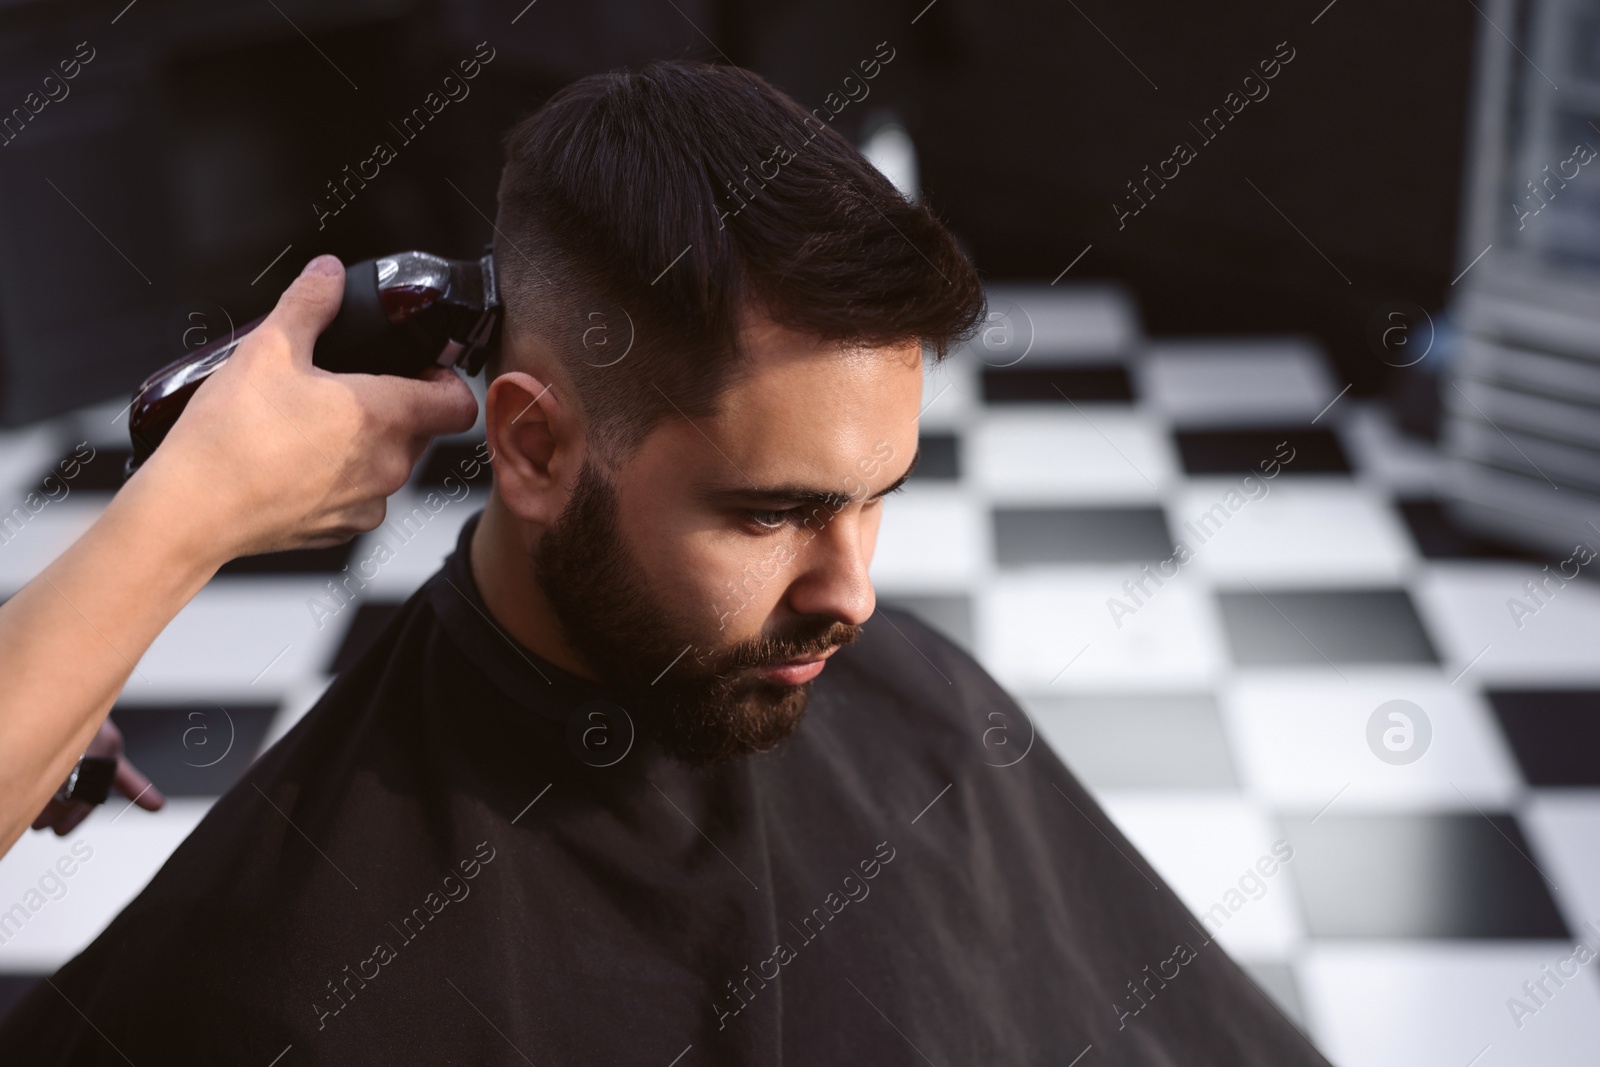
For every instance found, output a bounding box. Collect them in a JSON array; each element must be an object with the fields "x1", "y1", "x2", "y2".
[
  {"x1": 72, "y1": 396, "x2": 145, "y2": 448},
  {"x1": 0, "y1": 800, "x2": 212, "y2": 972},
  {"x1": 1097, "y1": 793, "x2": 1304, "y2": 958},
  {"x1": 976, "y1": 282, "x2": 1139, "y2": 363},
  {"x1": 1175, "y1": 480, "x2": 1417, "y2": 583},
  {"x1": 917, "y1": 350, "x2": 982, "y2": 431},
  {"x1": 969, "y1": 408, "x2": 1174, "y2": 502},
  {"x1": 1026, "y1": 692, "x2": 1237, "y2": 790},
  {"x1": 0, "y1": 424, "x2": 69, "y2": 502},
  {"x1": 343, "y1": 492, "x2": 480, "y2": 596},
  {"x1": 871, "y1": 486, "x2": 987, "y2": 586},
  {"x1": 1413, "y1": 565, "x2": 1600, "y2": 684},
  {"x1": 0, "y1": 502, "x2": 99, "y2": 592},
  {"x1": 1299, "y1": 942, "x2": 1600, "y2": 1067},
  {"x1": 1522, "y1": 794, "x2": 1600, "y2": 937},
  {"x1": 1136, "y1": 338, "x2": 1336, "y2": 425},
  {"x1": 260, "y1": 676, "x2": 336, "y2": 753},
  {"x1": 1221, "y1": 674, "x2": 1522, "y2": 809},
  {"x1": 980, "y1": 570, "x2": 1223, "y2": 690},
  {"x1": 1340, "y1": 403, "x2": 1449, "y2": 495},
  {"x1": 129, "y1": 579, "x2": 345, "y2": 700}
]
